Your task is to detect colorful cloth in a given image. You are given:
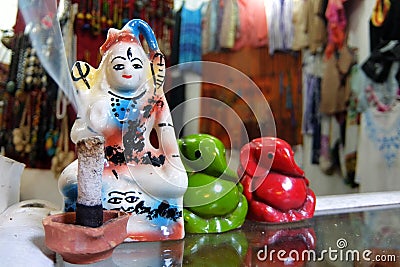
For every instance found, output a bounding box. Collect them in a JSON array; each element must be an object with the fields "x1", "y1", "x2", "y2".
[
  {"x1": 170, "y1": 6, "x2": 183, "y2": 66},
  {"x1": 202, "y1": 0, "x2": 219, "y2": 54},
  {"x1": 320, "y1": 45, "x2": 355, "y2": 114},
  {"x1": 265, "y1": 0, "x2": 294, "y2": 55},
  {"x1": 219, "y1": 0, "x2": 239, "y2": 49},
  {"x1": 355, "y1": 104, "x2": 400, "y2": 192},
  {"x1": 178, "y1": 2, "x2": 203, "y2": 74},
  {"x1": 302, "y1": 74, "x2": 321, "y2": 135},
  {"x1": 292, "y1": 0, "x2": 309, "y2": 51},
  {"x1": 307, "y1": 0, "x2": 328, "y2": 53},
  {"x1": 324, "y1": 0, "x2": 347, "y2": 59},
  {"x1": 233, "y1": 0, "x2": 268, "y2": 50},
  {"x1": 352, "y1": 62, "x2": 399, "y2": 113}
]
